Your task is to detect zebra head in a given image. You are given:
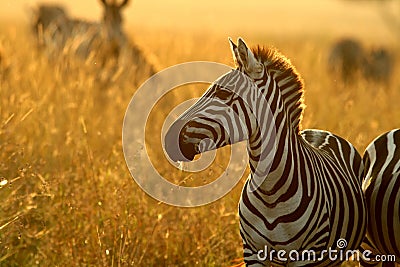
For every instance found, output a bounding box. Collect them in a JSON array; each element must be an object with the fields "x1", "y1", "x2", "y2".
[
  {"x1": 164, "y1": 69, "x2": 263, "y2": 162},
  {"x1": 164, "y1": 39, "x2": 274, "y2": 163}
]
